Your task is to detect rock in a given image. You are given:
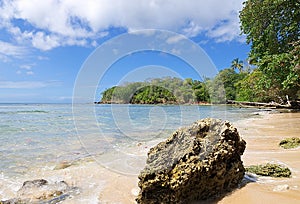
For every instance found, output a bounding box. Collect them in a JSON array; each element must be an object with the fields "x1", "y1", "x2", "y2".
[
  {"x1": 245, "y1": 163, "x2": 292, "y2": 178},
  {"x1": 279, "y1": 137, "x2": 300, "y2": 149},
  {"x1": 136, "y1": 118, "x2": 246, "y2": 203},
  {"x1": 1, "y1": 179, "x2": 79, "y2": 204},
  {"x1": 21, "y1": 179, "x2": 48, "y2": 189}
]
